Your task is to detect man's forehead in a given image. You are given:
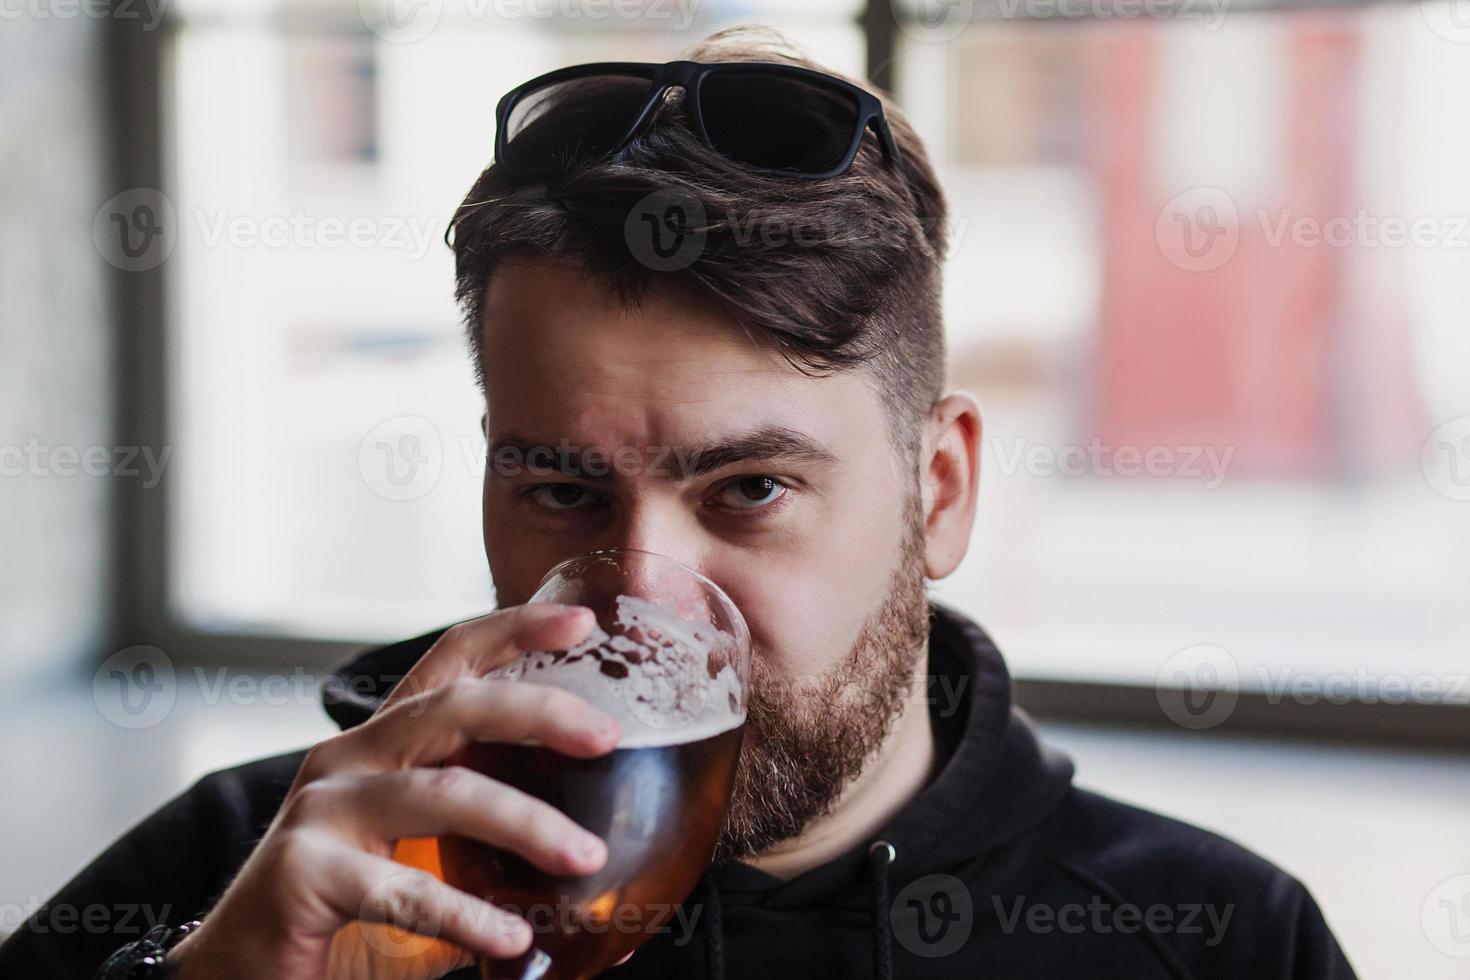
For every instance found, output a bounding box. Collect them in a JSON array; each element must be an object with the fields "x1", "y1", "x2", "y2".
[
  {"x1": 478, "y1": 259, "x2": 888, "y2": 456},
  {"x1": 482, "y1": 265, "x2": 778, "y2": 379}
]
